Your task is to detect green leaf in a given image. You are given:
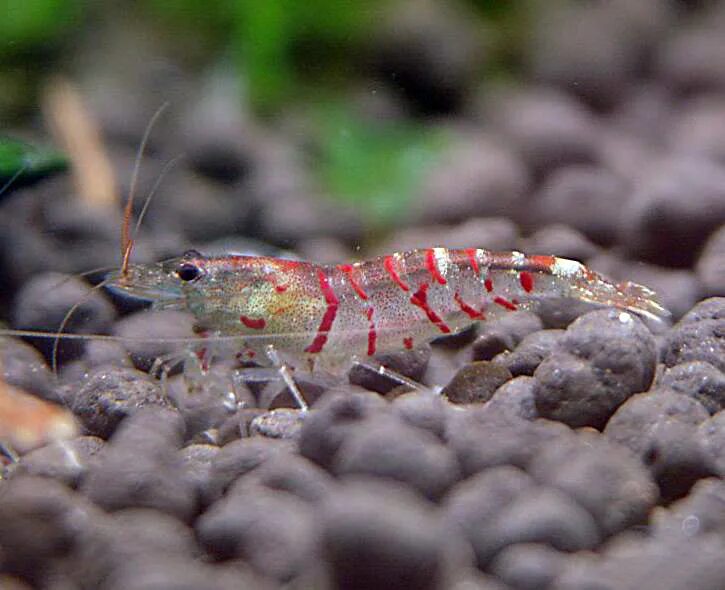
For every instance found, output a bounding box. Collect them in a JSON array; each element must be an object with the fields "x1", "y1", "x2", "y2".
[
  {"x1": 0, "y1": 138, "x2": 67, "y2": 183},
  {"x1": 314, "y1": 105, "x2": 449, "y2": 228},
  {"x1": 0, "y1": 0, "x2": 81, "y2": 54}
]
